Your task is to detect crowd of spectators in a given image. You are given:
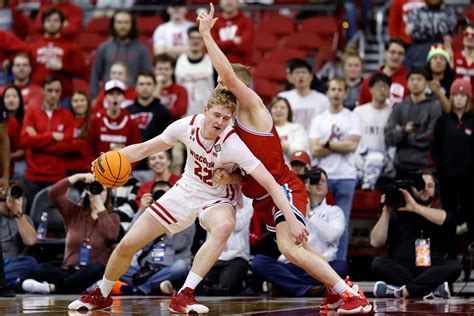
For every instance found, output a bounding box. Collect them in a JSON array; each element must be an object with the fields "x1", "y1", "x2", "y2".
[{"x1": 0, "y1": 0, "x2": 472, "y2": 300}]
